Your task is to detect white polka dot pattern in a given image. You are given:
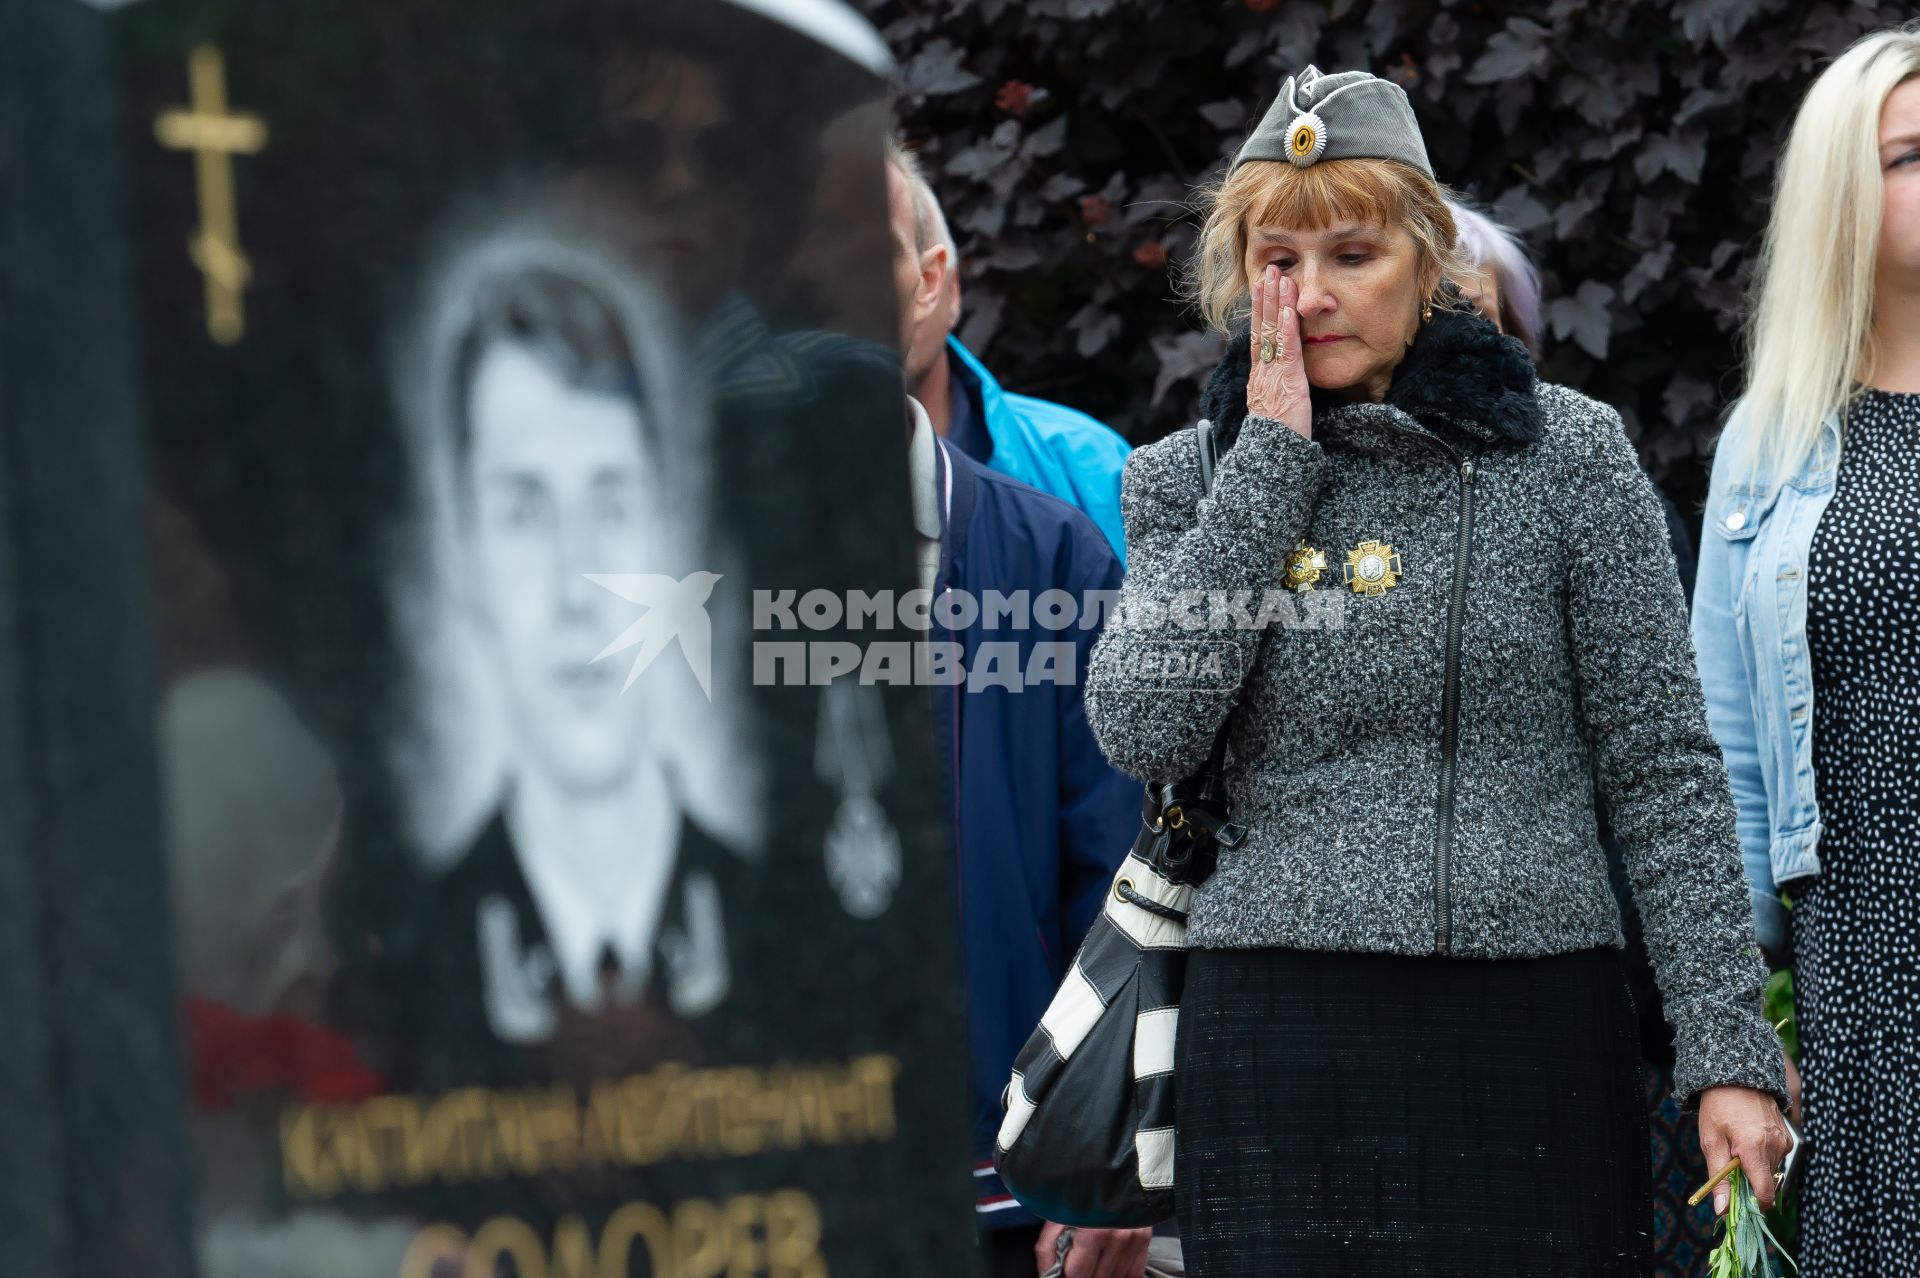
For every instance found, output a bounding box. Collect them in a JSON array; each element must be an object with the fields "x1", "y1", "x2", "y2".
[{"x1": 1798, "y1": 387, "x2": 1920, "y2": 1272}]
